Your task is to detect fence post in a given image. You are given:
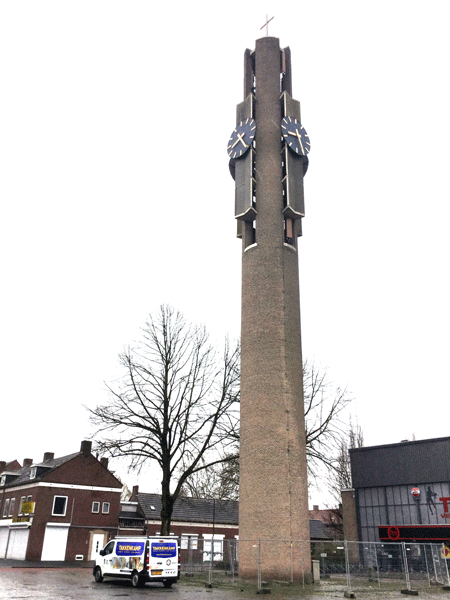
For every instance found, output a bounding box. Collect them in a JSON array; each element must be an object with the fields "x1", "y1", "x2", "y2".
[
  {"x1": 431, "y1": 543, "x2": 442, "y2": 584},
  {"x1": 344, "y1": 540, "x2": 352, "y2": 592},
  {"x1": 207, "y1": 537, "x2": 213, "y2": 586},
  {"x1": 228, "y1": 539, "x2": 235, "y2": 582},
  {"x1": 188, "y1": 537, "x2": 192, "y2": 574},
  {"x1": 423, "y1": 544, "x2": 431, "y2": 587},
  {"x1": 290, "y1": 541, "x2": 294, "y2": 584},
  {"x1": 257, "y1": 539, "x2": 262, "y2": 590},
  {"x1": 374, "y1": 543, "x2": 380, "y2": 589},
  {"x1": 442, "y1": 543, "x2": 450, "y2": 588},
  {"x1": 401, "y1": 542, "x2": 411, "y2": 592}
]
